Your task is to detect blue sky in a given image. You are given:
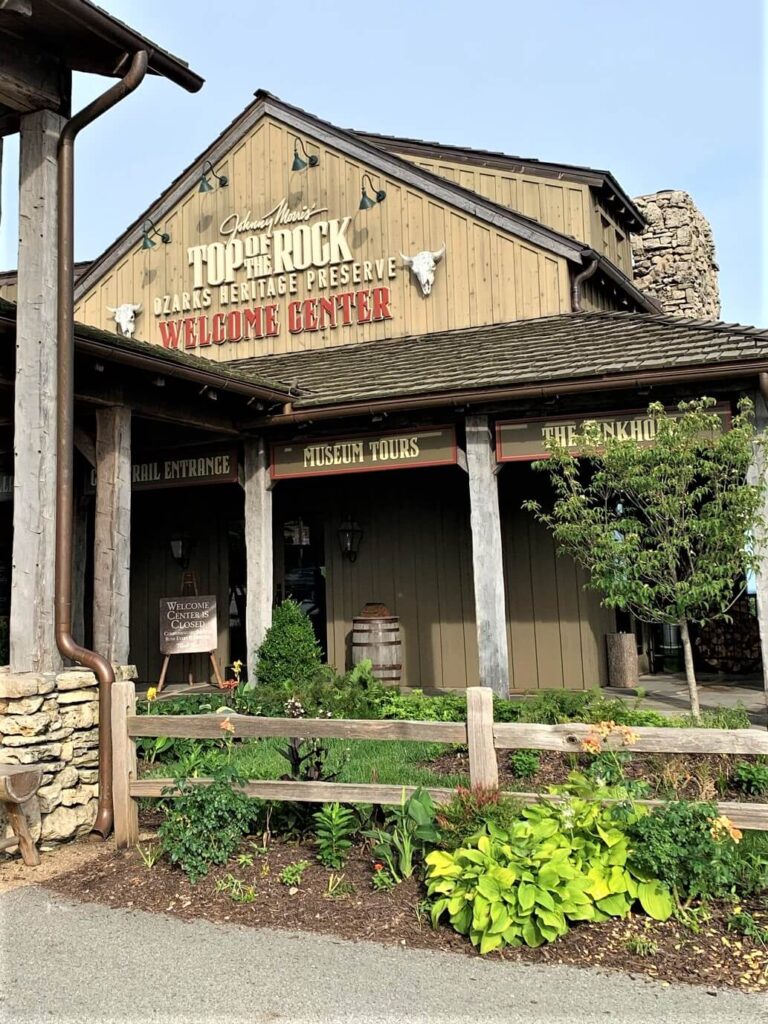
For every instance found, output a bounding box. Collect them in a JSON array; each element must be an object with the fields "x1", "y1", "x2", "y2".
[{"x1": 1, "y1": 0, "x2": 764, "y2": 323}]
